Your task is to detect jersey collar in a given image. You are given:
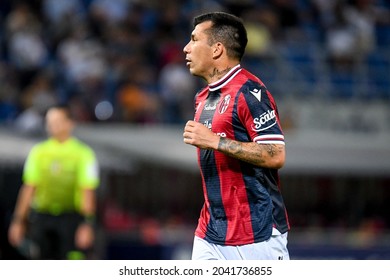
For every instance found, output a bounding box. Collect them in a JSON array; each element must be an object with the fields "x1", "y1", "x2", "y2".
[
  {"x1": 209, "y1": 64, "x2": 242, "y2": 92},
  {"x1": 49, "y1": 136, "x2": 75, "y2": 145}
]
